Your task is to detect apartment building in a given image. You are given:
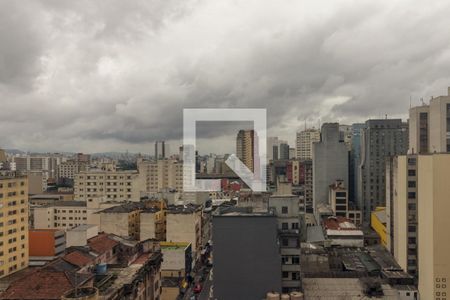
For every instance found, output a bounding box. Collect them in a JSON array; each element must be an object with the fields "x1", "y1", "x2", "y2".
[
  {"x1": 236, "y1": 129, "x2": 256, "y2": 172},
  {"x1": 166, "y1": 204, "x2": 202, "y2": 261},
  {"x1": 269, "y1": 195, "x2": 301, "y2": 293},
  {"x1": 409, "y1": 87, "x2": 450, "y2": 154},
  {"x1": 388, "y1": 154, "x2": 450, "y2": 299},
  {"x1": 360, "y1": 119, "x2": 408, "y2": 220},
  {"x1": 296, "y1": 128, "x2": 320, "y2": 160},
  {"x1": 33, "y1": 201, "x2": 88, "y2": 230},
  {"x1": 138, "y1": 159, "x2": 183, "y2": 193},
  {"x1": 0, "y1": 173, "x2": 28, "y2": 278},
  {"x1": 98, "y1": 203, "x2": 142, "y2": 240},
  {"x1": 74, "y1": 169, "x2": 143, "y2": 202}
]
